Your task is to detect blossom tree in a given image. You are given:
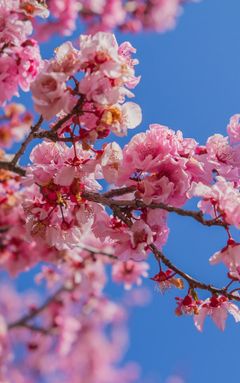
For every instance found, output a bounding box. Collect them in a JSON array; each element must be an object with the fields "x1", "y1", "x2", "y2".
[{"x1": 1, "y1": 0, "x2": 240, "y2": 382}]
